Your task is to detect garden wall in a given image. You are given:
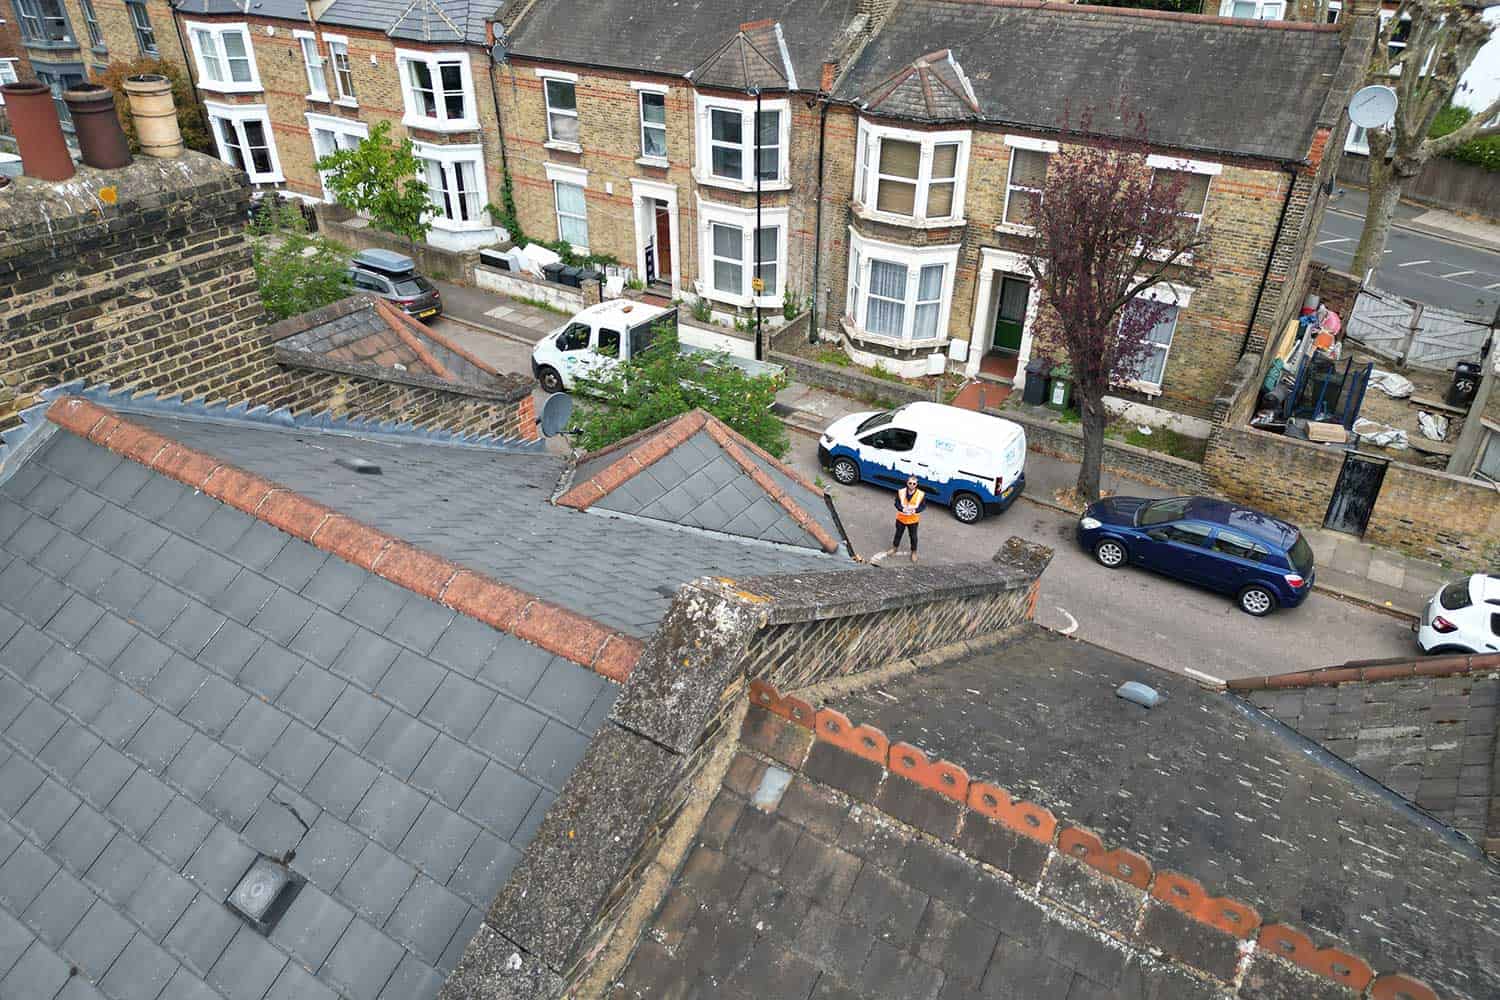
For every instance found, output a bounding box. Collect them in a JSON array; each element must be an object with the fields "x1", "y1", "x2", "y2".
[
  {"x1": 1339, "y1": 155, "x2": 1500, "y2": 223},
  {"x1": 474, "y1": 265, "x2": 587, "y2": 312},
  {"x1": 997, "y1": 408, "x2": 1214, "y2": 495},
  {"x1": 313, "y1": 205, "x2": 478, "y2": 284}
]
